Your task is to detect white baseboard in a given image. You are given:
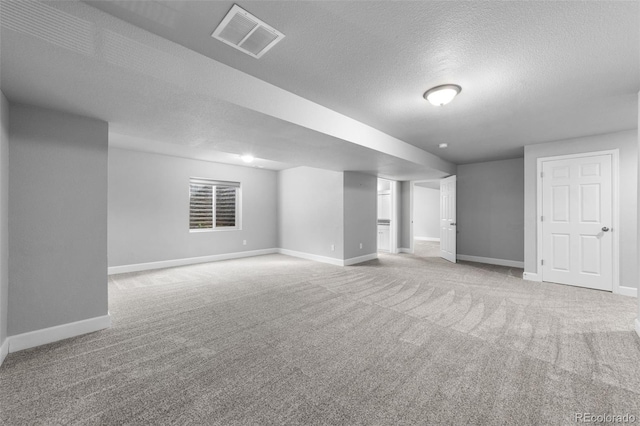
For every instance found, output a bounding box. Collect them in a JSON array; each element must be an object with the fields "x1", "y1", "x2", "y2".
[
  {"x1": 8, "y1": 314, "x2": 111, "y2": 353},
  {"x1": 110, "y1": 248, "x2": 378, "y2": 273},
  {"x1": 399, "y1": 247, "x2": 413, "y2": 254},
  {"x1": 457, "y1": 254, "x2": 524, "y2": 268},
  {"x1": 0, "y1": 338, "x2": 8, "y2": 366},
  {"x1": 615, "y1": 286, "x2": 638, "y2": 297},
  {"x1": 108, "y1": 248, "x2": 278, "y2": 275},
  {"x1": 277, "y1": 248, "x2": 343, "y2": 266},
  {"x1": 277, "y1": 249, "x2": 377, "y2": 267},
  {"x1": 522, "y1": 272, "x2": 542, "y2": 282},
  {"x1": 635, "y1": 318, "x2": 640, "y2": 339},
  {"x1": 415, "y1": 237, "x2": 440, "y2": 242},
  {"x1": 344, "y1": 253, "x2": 378, "y2": 266}
]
